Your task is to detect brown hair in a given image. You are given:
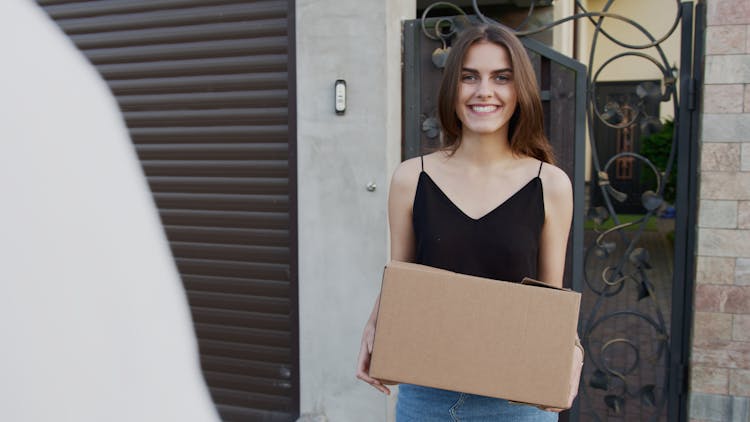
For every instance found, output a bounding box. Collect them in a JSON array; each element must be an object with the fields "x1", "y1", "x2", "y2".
[{"x1": 437, "y1": 24, "x2": 555, "y2": 164}]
